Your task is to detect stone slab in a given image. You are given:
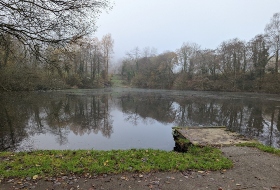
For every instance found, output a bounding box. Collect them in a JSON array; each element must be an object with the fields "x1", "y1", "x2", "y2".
[{"x1": 175, "y1": 127, "x2": 255, "y2": 146}]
